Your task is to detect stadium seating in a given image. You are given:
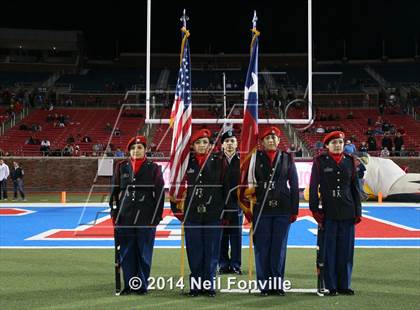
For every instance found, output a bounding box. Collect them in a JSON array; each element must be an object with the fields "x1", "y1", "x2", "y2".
[
  {"x1": 292, "y1": 108, "x2": 420, "y2": 155},
  {"x1": 150, "y1": 107, "x2": 291, "y2": 156},
  {"x1": 55, "y1": 68, "x2": 157, "y2": 92},
  {"x1": 370, "y1": 63, "x2": 420, "y2": 84},
  {"x1": 0, "y1": 71, "x2": 51, "y2": 87},
  {"x1": 0, "y1": 108, "x2": 145, "y2": 156}
]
